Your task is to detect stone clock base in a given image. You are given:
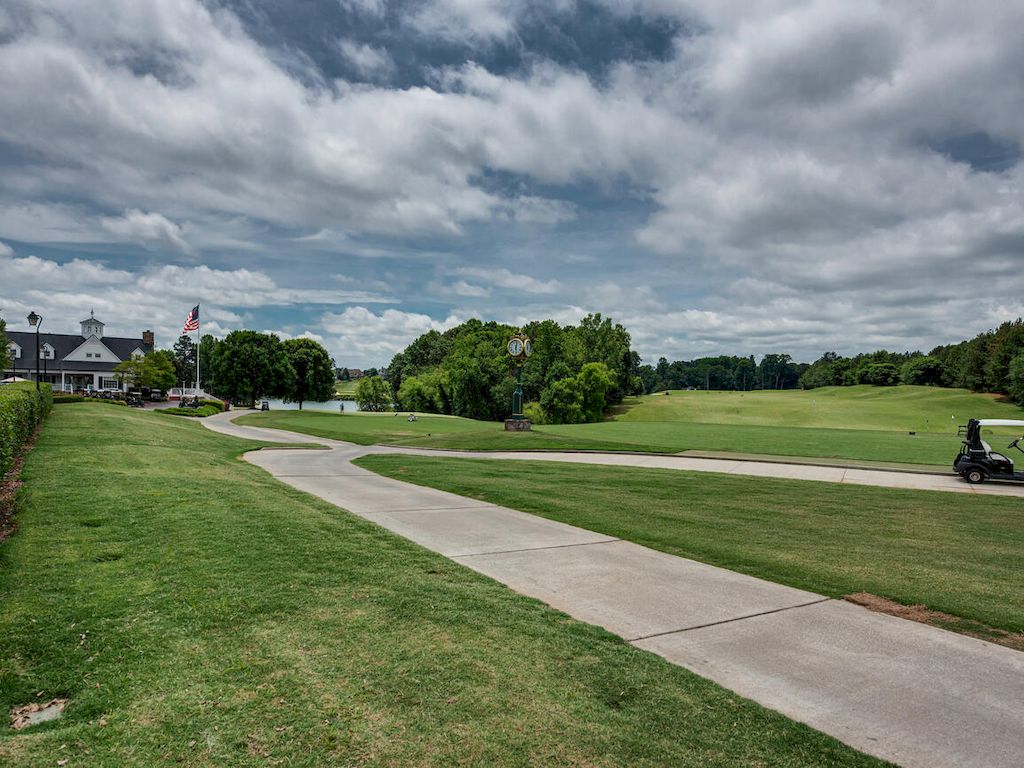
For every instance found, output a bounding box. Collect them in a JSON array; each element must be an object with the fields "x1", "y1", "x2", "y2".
[{"x1": 504, "y1": 419, "x2": 532, "y2": 432}]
